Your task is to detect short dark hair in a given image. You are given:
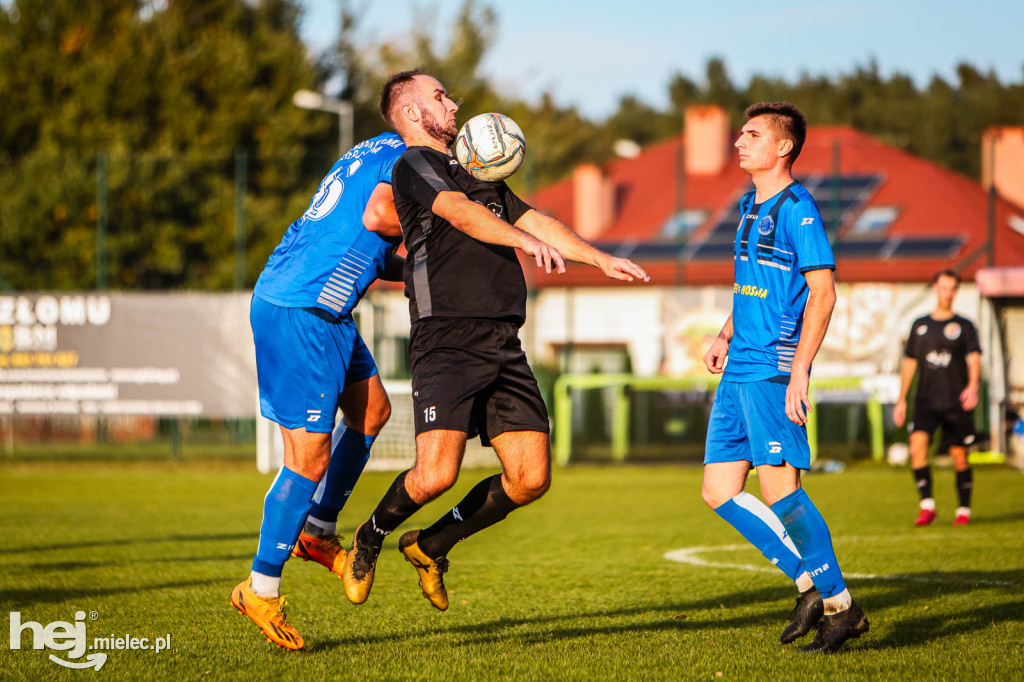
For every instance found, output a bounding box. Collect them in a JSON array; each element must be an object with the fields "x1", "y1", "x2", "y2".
[
  {"x1": 380, "y1": 69, "x2": 426, "y2": 129},
  {"x1": 743, "y1": 101, "x2": 808, "y2": 164},
  {"x1": 931, "y1": 269, "x2": 961, "y2": 286}
]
